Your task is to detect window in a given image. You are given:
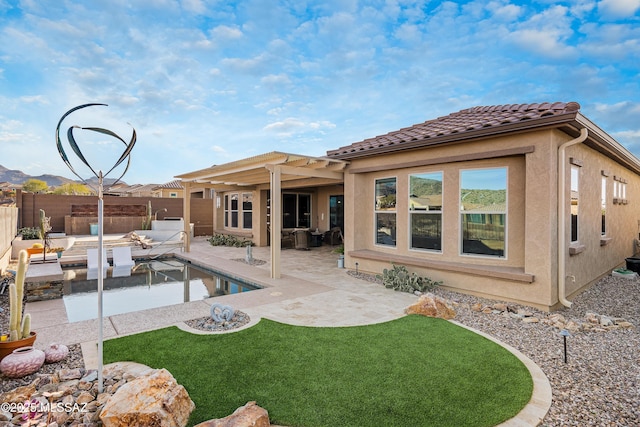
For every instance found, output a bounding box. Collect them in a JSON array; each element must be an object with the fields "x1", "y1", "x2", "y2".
[
  {"x1": 410, "y1": 172, "x2": 442, "y2": 251},
  {"x1": 224, "y1": 192, "x2": 253, "y2": 229},
  {"x1": 601, "y1": 176, "x2": 606, "y2": 236},
  {"x1": 570, "y1": 166, "x2": 579, "y2": 242},
  {"x1": 224, "y1": 194, "x2": 229, "y2": 227},
  {"x1": 613, "y1": 176, "x2": 627, "y2": 204},
  {"x1": 460, "y1": 168, "x2": 506, "y2": 257},
  {"x1": 230, "y1": 194, "x2": 239, "y2": 228},
  {"x1": 242, "y1": 193, "x2": 252, "y2": 229},
  {"x1": 329, "y1": 195, "x2": 344, "y2": 230},
  {"x1": 169, "y1": 192, "x2": 178, "y2": 198},
  {"x1": 375, "y1": 177, "x2": 396, "y2": 246},
  {"x1": 282, "y1": 193, "x2": 311, "y2": 228}
]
